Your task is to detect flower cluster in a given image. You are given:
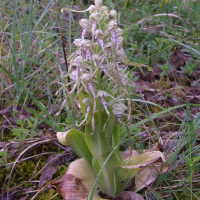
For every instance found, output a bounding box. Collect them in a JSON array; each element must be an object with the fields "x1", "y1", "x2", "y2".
[{"x1": 61, "y1": 0, "x2": 131, "y2": 125}]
